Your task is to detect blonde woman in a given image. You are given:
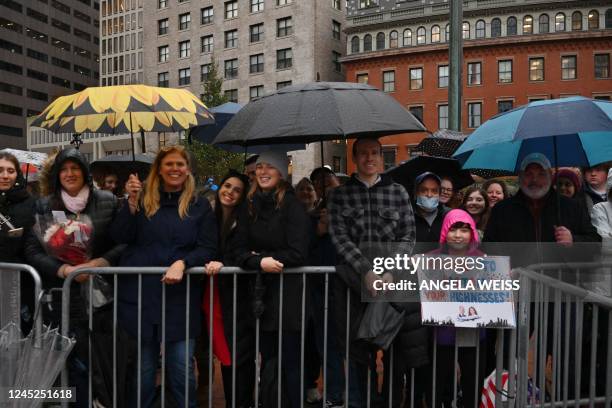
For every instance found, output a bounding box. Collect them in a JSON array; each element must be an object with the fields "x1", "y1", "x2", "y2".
[{"x1": 110, "y1": 146, "x2": 217, "y2": 408}]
